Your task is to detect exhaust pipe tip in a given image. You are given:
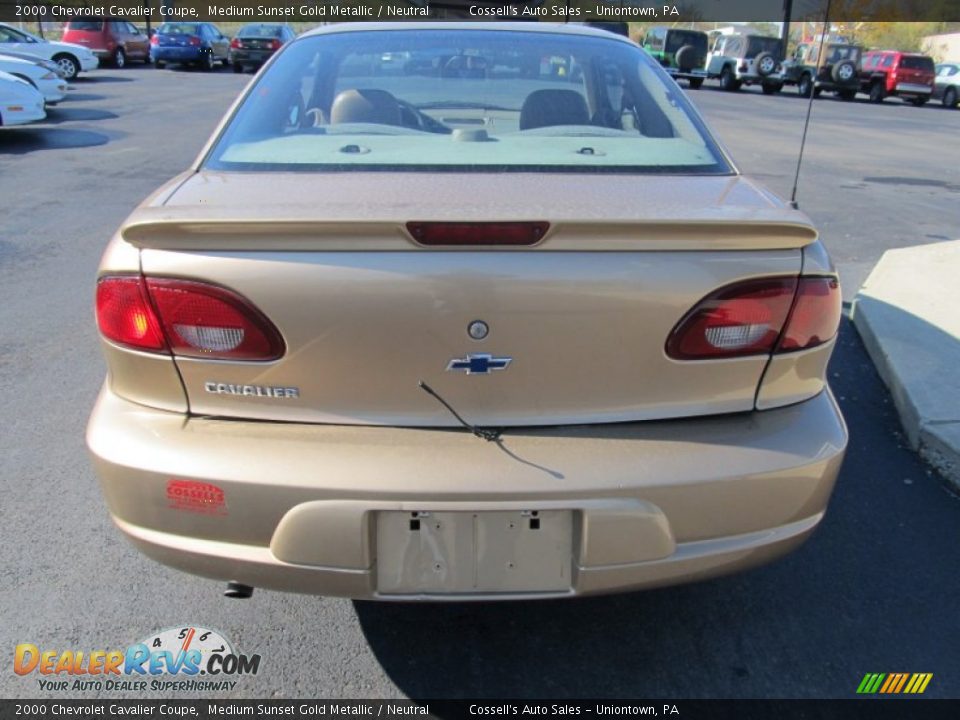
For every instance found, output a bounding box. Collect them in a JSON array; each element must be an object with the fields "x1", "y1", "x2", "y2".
[{"x1": 224, "y1": 581, "x2": 254, "y2": 599}]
